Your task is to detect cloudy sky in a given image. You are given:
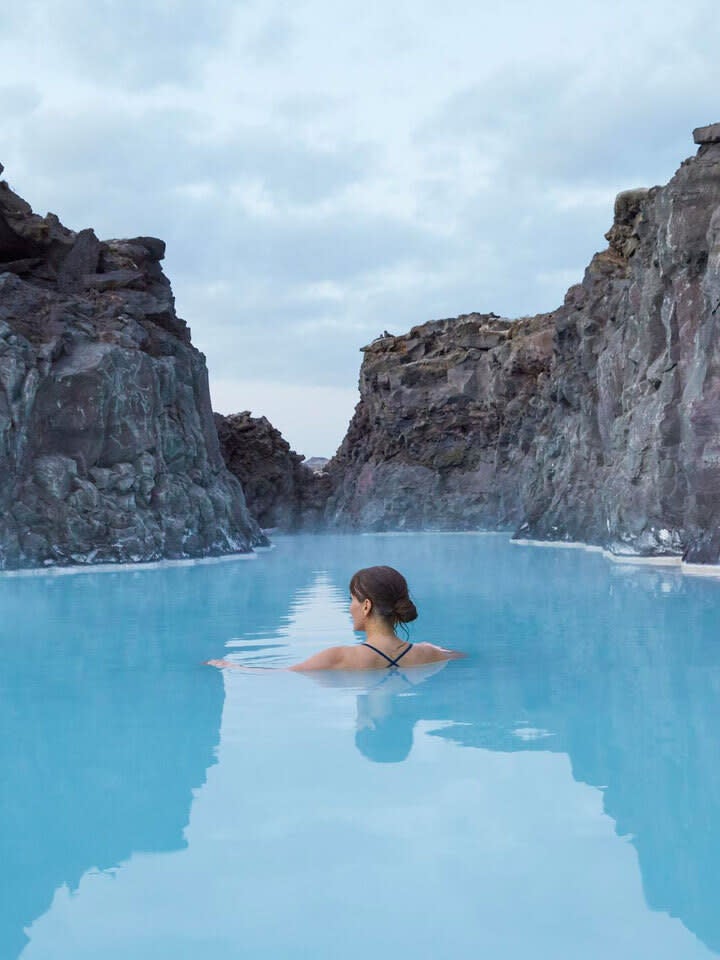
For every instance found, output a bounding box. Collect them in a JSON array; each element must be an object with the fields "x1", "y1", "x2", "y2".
[{"x1": 1, "y1": 0, "x2": 719, "y2": 455}]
